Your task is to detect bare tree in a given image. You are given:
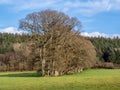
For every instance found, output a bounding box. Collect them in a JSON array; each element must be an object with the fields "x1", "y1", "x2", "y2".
[{"x1": 19, "y1": 10, "x2": 81, "y2": 76}]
